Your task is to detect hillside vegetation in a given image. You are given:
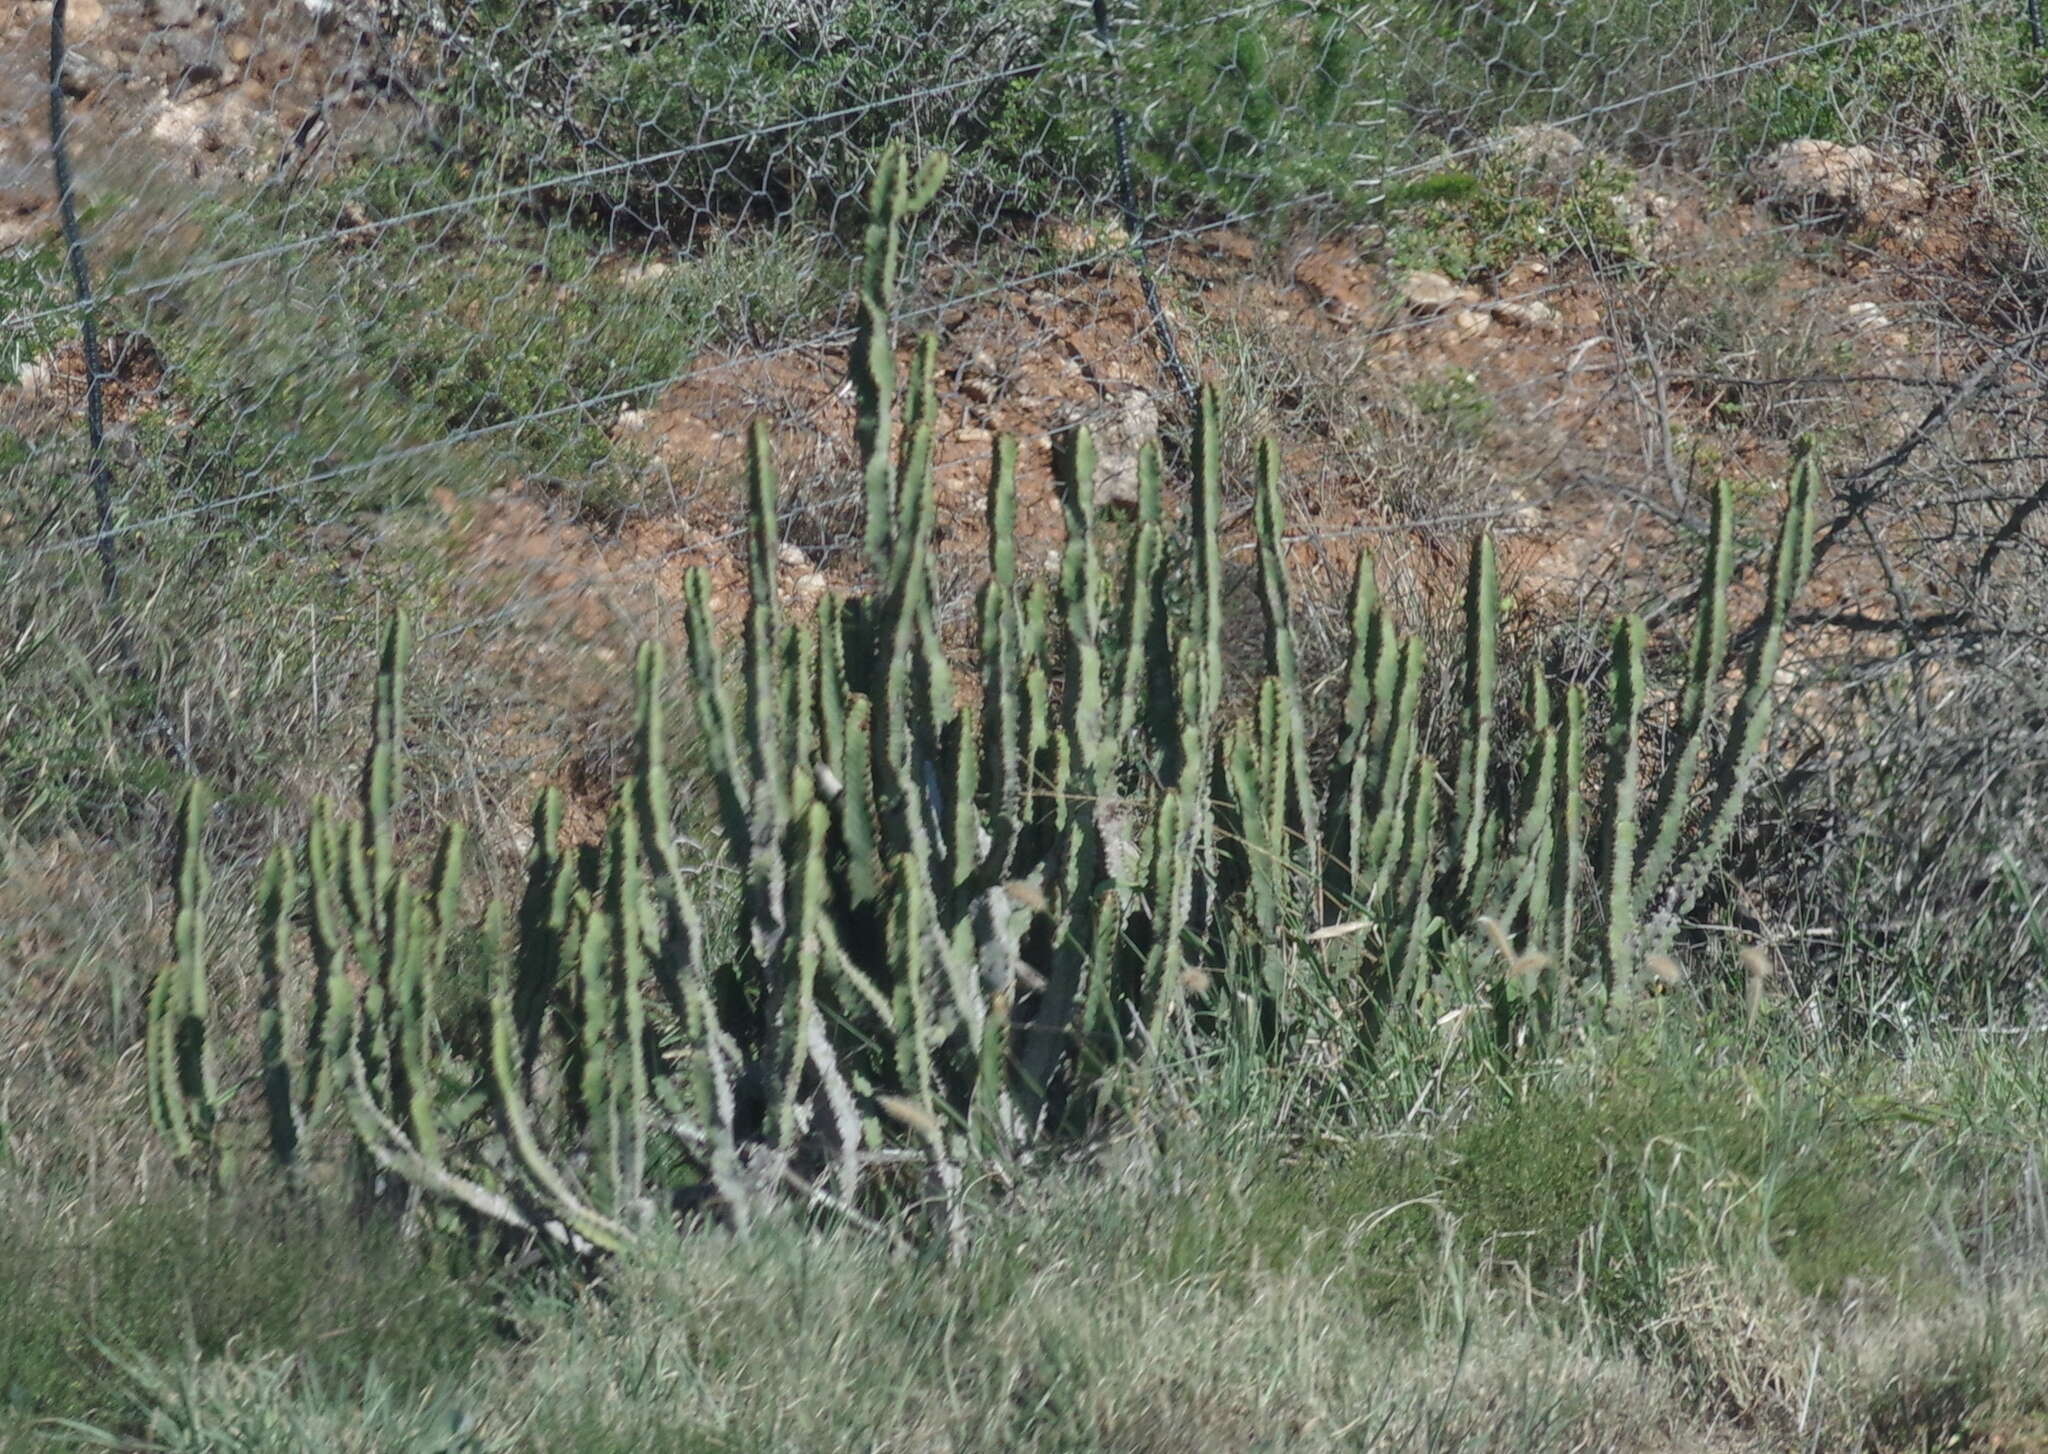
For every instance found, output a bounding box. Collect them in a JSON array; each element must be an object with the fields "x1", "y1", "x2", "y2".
[{"x1": 4, "y1": 0, "x2": 2048, "y2": 1447}]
